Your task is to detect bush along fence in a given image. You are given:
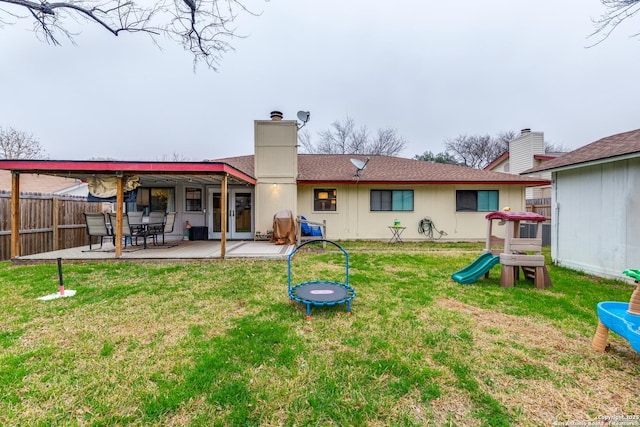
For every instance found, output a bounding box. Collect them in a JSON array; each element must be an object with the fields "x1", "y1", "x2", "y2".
[{"x1": 0, "y1": 191, "x2": 102, "y2": 261}]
